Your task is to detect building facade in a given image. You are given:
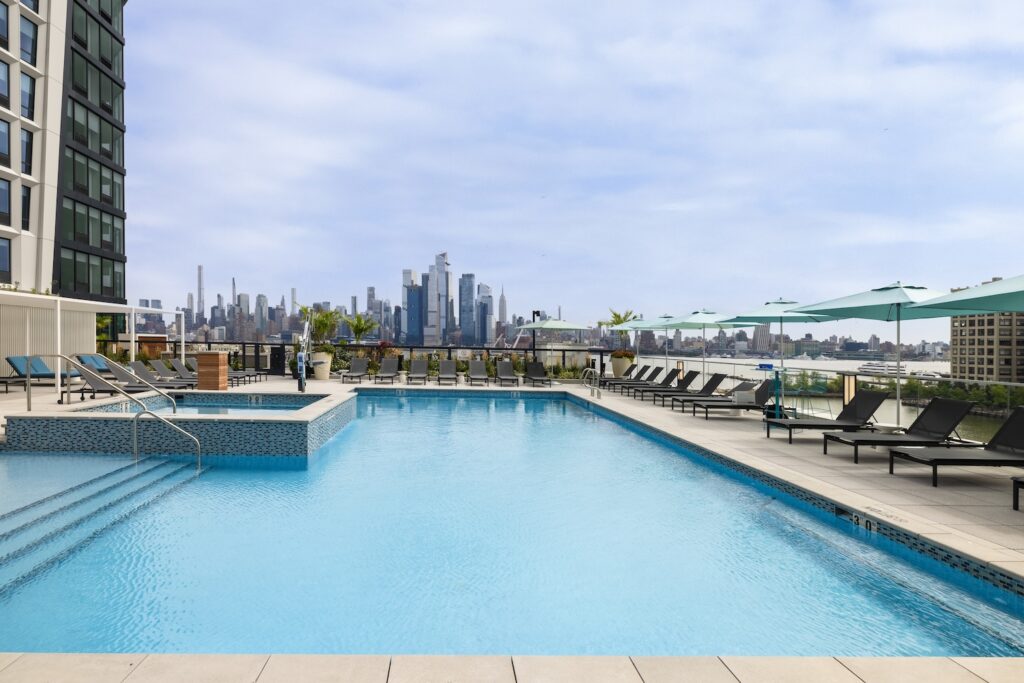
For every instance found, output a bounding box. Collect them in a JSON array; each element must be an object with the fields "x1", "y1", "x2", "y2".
[
  {"x1": 0, "y1": 1, "x2": 127, "y2": 300},
  {"x1": 950, "y1": 312, "x2": 1024, "y2": 383},
  {"x1": 458, "y1": 272, "x2": 475, "y2": 346},
  {"x1": 3, "y1": 1, "x2": 126, "y2": 298}
]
